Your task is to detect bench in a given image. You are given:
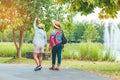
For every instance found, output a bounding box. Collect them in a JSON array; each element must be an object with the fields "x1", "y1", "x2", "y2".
[{"x1": 26, "y1": 52, "x2": 51, "y2": 60}]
